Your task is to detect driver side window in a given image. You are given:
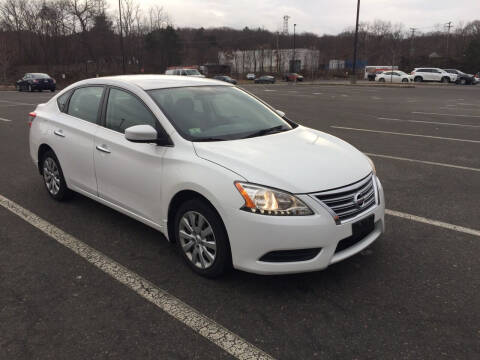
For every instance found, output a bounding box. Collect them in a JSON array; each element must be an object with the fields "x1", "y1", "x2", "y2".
[{"x1": 105, "y1": 88, "x2": 157, "y2": 133}]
